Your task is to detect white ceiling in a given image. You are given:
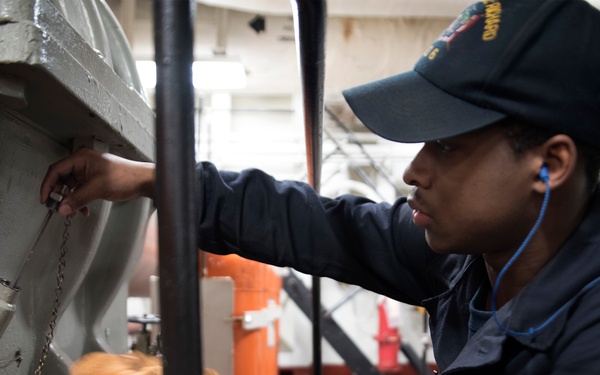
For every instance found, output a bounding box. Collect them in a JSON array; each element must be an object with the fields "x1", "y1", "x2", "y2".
[
  {"x1": 108, "y1": 0, "x2": 461, "y2": 97},
  {"x1": 198, "y1": 0, "x2": 478, "y2": 18},
  {"x1": 198, "y1": 0, "x2": 600, "y2": 17},
  {"x1": 197, "y1": 0, "x2": 600, "y2": 17},
  {"x1": 111, "y1": 0, "x2": 600, "y2": 99}
]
